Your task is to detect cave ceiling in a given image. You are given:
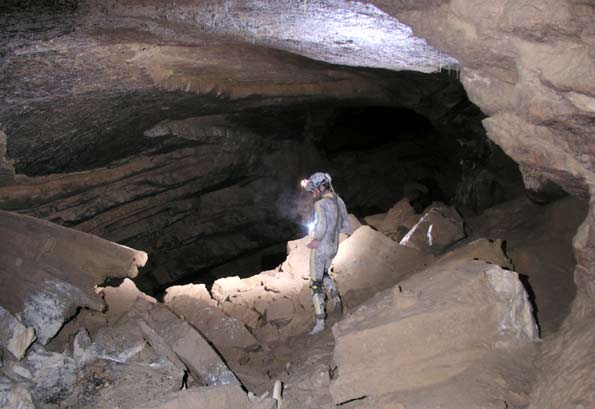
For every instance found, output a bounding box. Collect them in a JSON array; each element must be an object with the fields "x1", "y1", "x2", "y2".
[{"x1": 1, "y1": 0, "x2": 458, "y2": 176}]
